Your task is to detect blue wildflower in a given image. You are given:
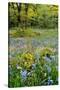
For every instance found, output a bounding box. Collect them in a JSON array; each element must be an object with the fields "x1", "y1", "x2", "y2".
[
  {"x1": 44, "y1": 64, "x2": 51, "y2": 73},
  {"x1": 20, "y1": 69, "x2": 27, "y2": 80},
  {"x1": 48, "y1": 77, "x2": 53, "y2": 85},
  {"x1": 32, "y1": 63, "x2": 36, "y2": 69},
  {"x1": 44, "y1": 56, "x2": 51, "y2": 63}
]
